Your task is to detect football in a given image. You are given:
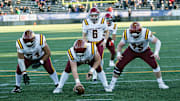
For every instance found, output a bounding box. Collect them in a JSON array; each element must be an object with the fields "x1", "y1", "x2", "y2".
[{"x1": 74, "y1": 85, "x2": 85, "y2": 95}]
